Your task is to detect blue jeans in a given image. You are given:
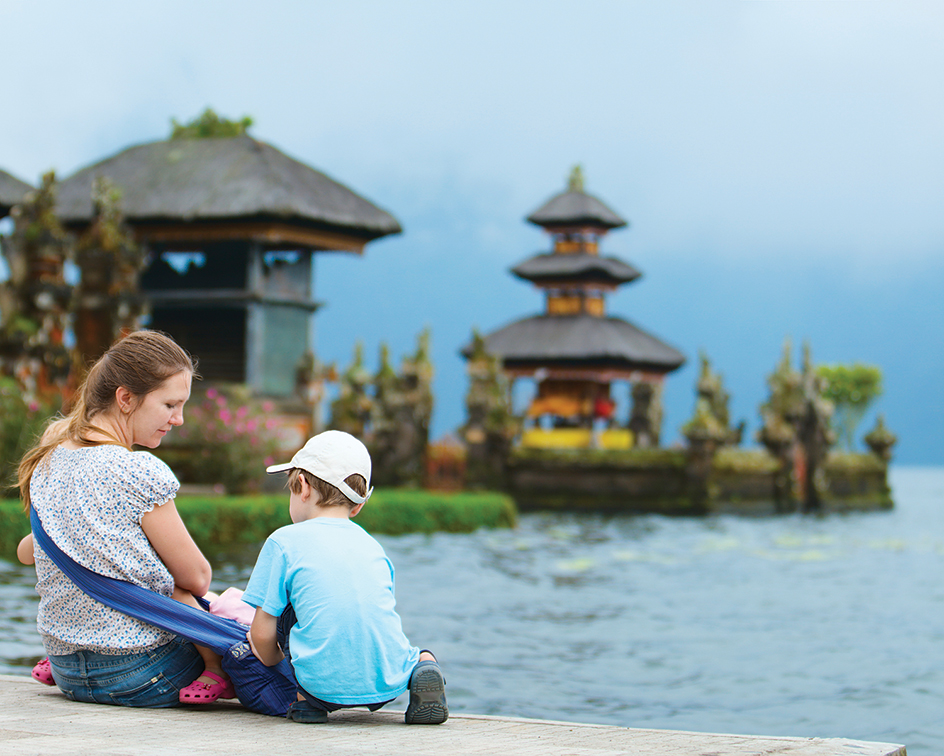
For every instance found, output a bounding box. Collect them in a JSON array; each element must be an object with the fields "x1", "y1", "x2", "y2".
[{"x1": 48, "y1": 636, "x2": 203, "y2": 708}]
